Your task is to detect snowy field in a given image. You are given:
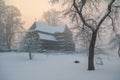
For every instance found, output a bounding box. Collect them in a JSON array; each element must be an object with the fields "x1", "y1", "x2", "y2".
[{"x1": 0, "y1": 52, "x2": 120, "y2": 80}]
